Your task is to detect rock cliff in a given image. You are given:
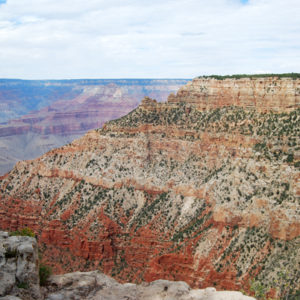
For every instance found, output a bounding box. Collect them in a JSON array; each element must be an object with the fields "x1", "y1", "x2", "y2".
[
  {"x1": 0, "y1": 77, "x2": 299, "y2": 298},
  {"x1": 168, "y1": 77, "x2": 299, "y2": 112}
]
